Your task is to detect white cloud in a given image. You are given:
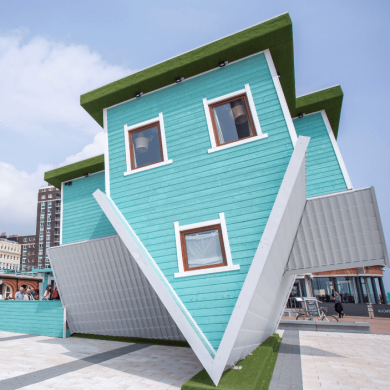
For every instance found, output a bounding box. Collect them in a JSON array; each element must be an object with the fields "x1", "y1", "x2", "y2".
[
  {"x1": 0, "y1": 32, "x2": 132, "y2": 235},
  {"x1": 0, "y1": 131, "x2": 105, "y2": 236},
  {"x1": 0, "y1": 31, "x2": 131, "y2": 138}
]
